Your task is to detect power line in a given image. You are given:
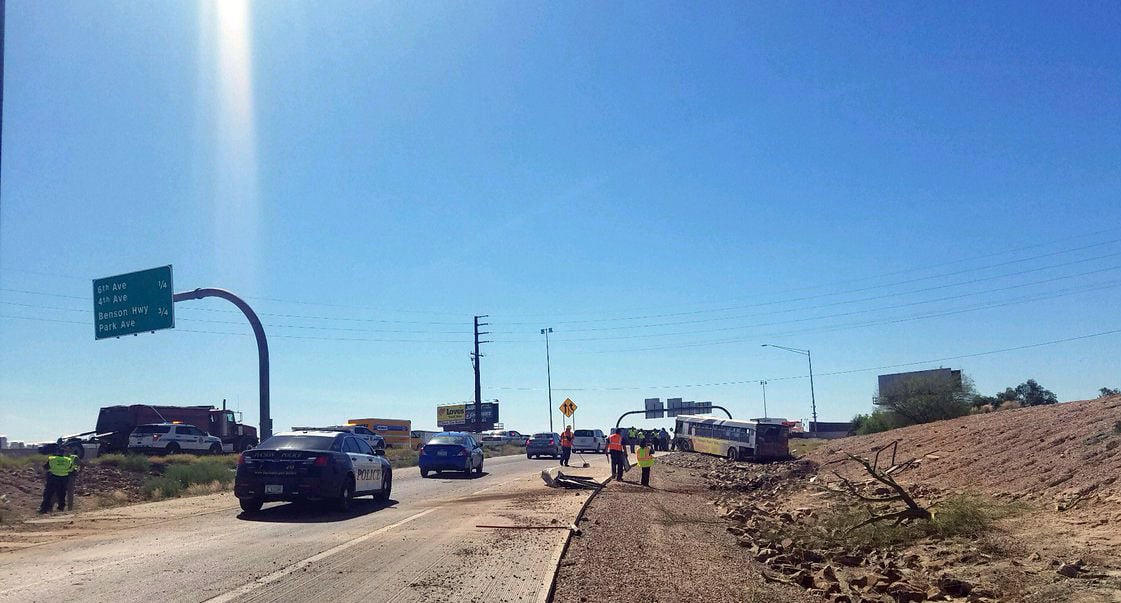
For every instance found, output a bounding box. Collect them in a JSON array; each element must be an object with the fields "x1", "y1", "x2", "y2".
[
  {"x1": 486, "y1": 227, "x2": 1121, "y2": 319},
  {"x1": 496, "y1": 237, "x2": 1121, "y2": 326},
  {"x1": 581, "y1": 280, "x2": 1121, "y2": 353},
  {"x1": 510, "y1": 277, "x2": 1121, "y2": 345},
  {"x1": 496, "y1": 256, "x2": 1121, "y2": 335},
  {"x1": 491, "y1": 327, "x2": 1121, "y2": 391}
]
